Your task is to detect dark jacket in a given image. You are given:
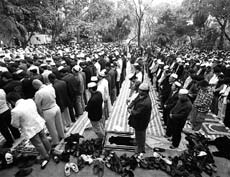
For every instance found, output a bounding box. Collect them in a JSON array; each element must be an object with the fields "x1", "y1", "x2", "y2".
[
  {"x1": 128, "y1": 94, "x2": 152, "y2": 131},
  {"x1": 85, "y1": 91, "x2": 103, "y2": 121},
  {"x1": 53, "y1": 79, "x2": 71, "y2": 112},
  {"x1": 170, "y1": 99, "x2": 192, "y2": 120},
  {"x1": 164, "y1": 91, "x2": 179, "y2": 111},
  {"x1": 62, "y1": 73, "x2": 78, "y2": 101}
]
